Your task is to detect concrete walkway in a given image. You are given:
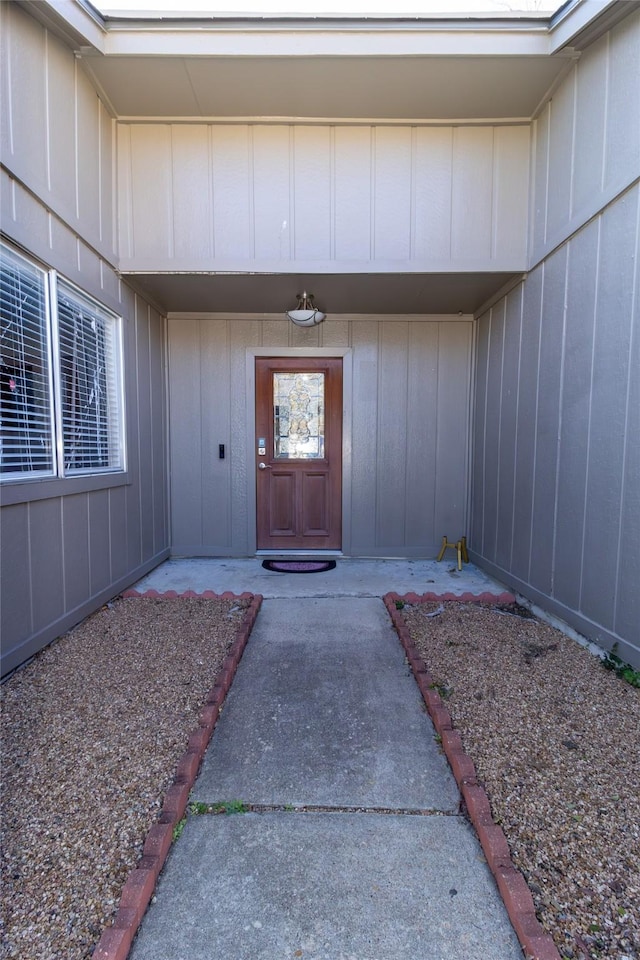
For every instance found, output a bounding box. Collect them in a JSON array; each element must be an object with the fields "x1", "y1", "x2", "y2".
[{"x1": 128, "y1": 560, "x2": 522, "y2": 959}]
